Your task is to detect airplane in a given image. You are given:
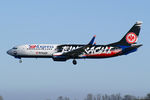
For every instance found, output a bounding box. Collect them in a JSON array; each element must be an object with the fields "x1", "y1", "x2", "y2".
[{"x1": 7, "y1": 21, "x2": 143, "y2": 65}]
